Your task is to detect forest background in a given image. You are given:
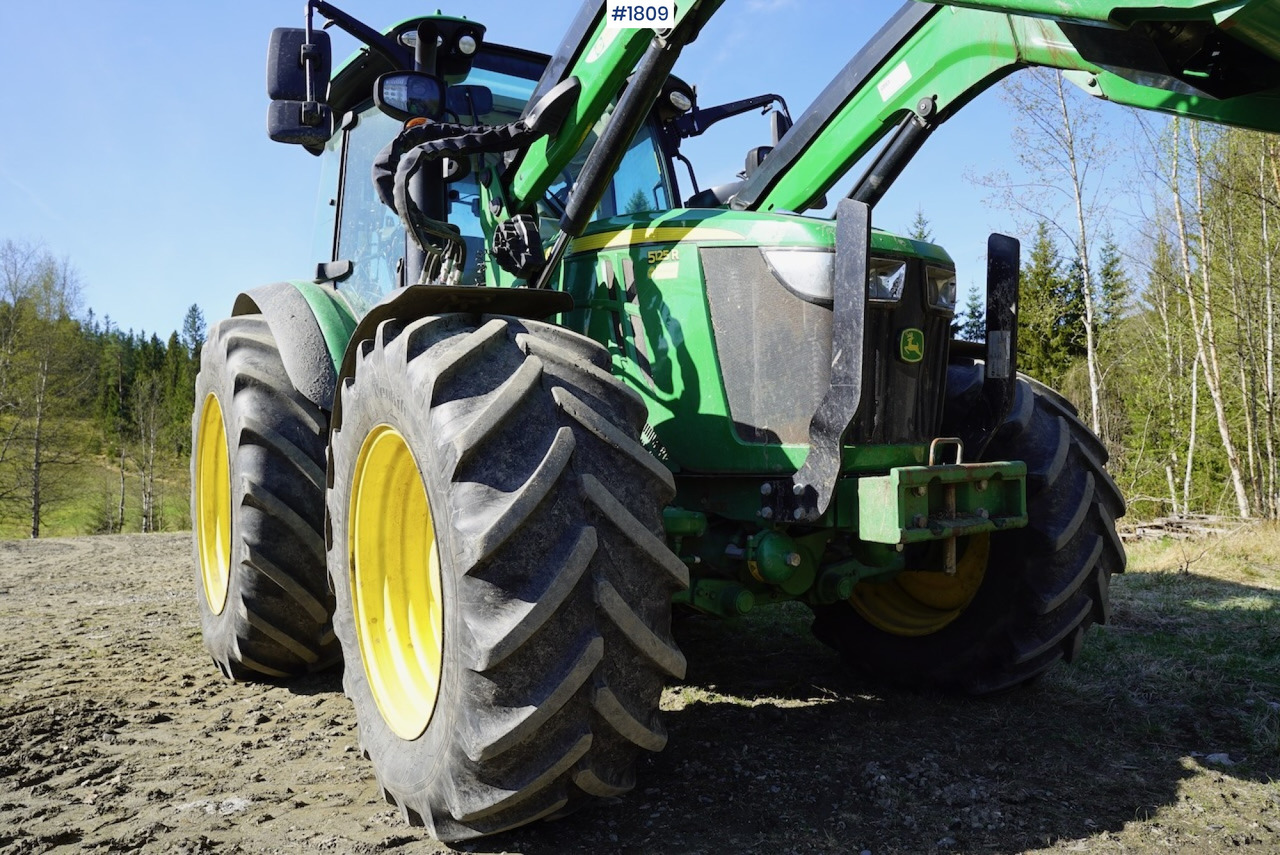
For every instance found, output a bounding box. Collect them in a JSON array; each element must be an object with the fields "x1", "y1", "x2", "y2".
[{"x1": 2, "y1": 68, "x2": 1278, "y2": 538}]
